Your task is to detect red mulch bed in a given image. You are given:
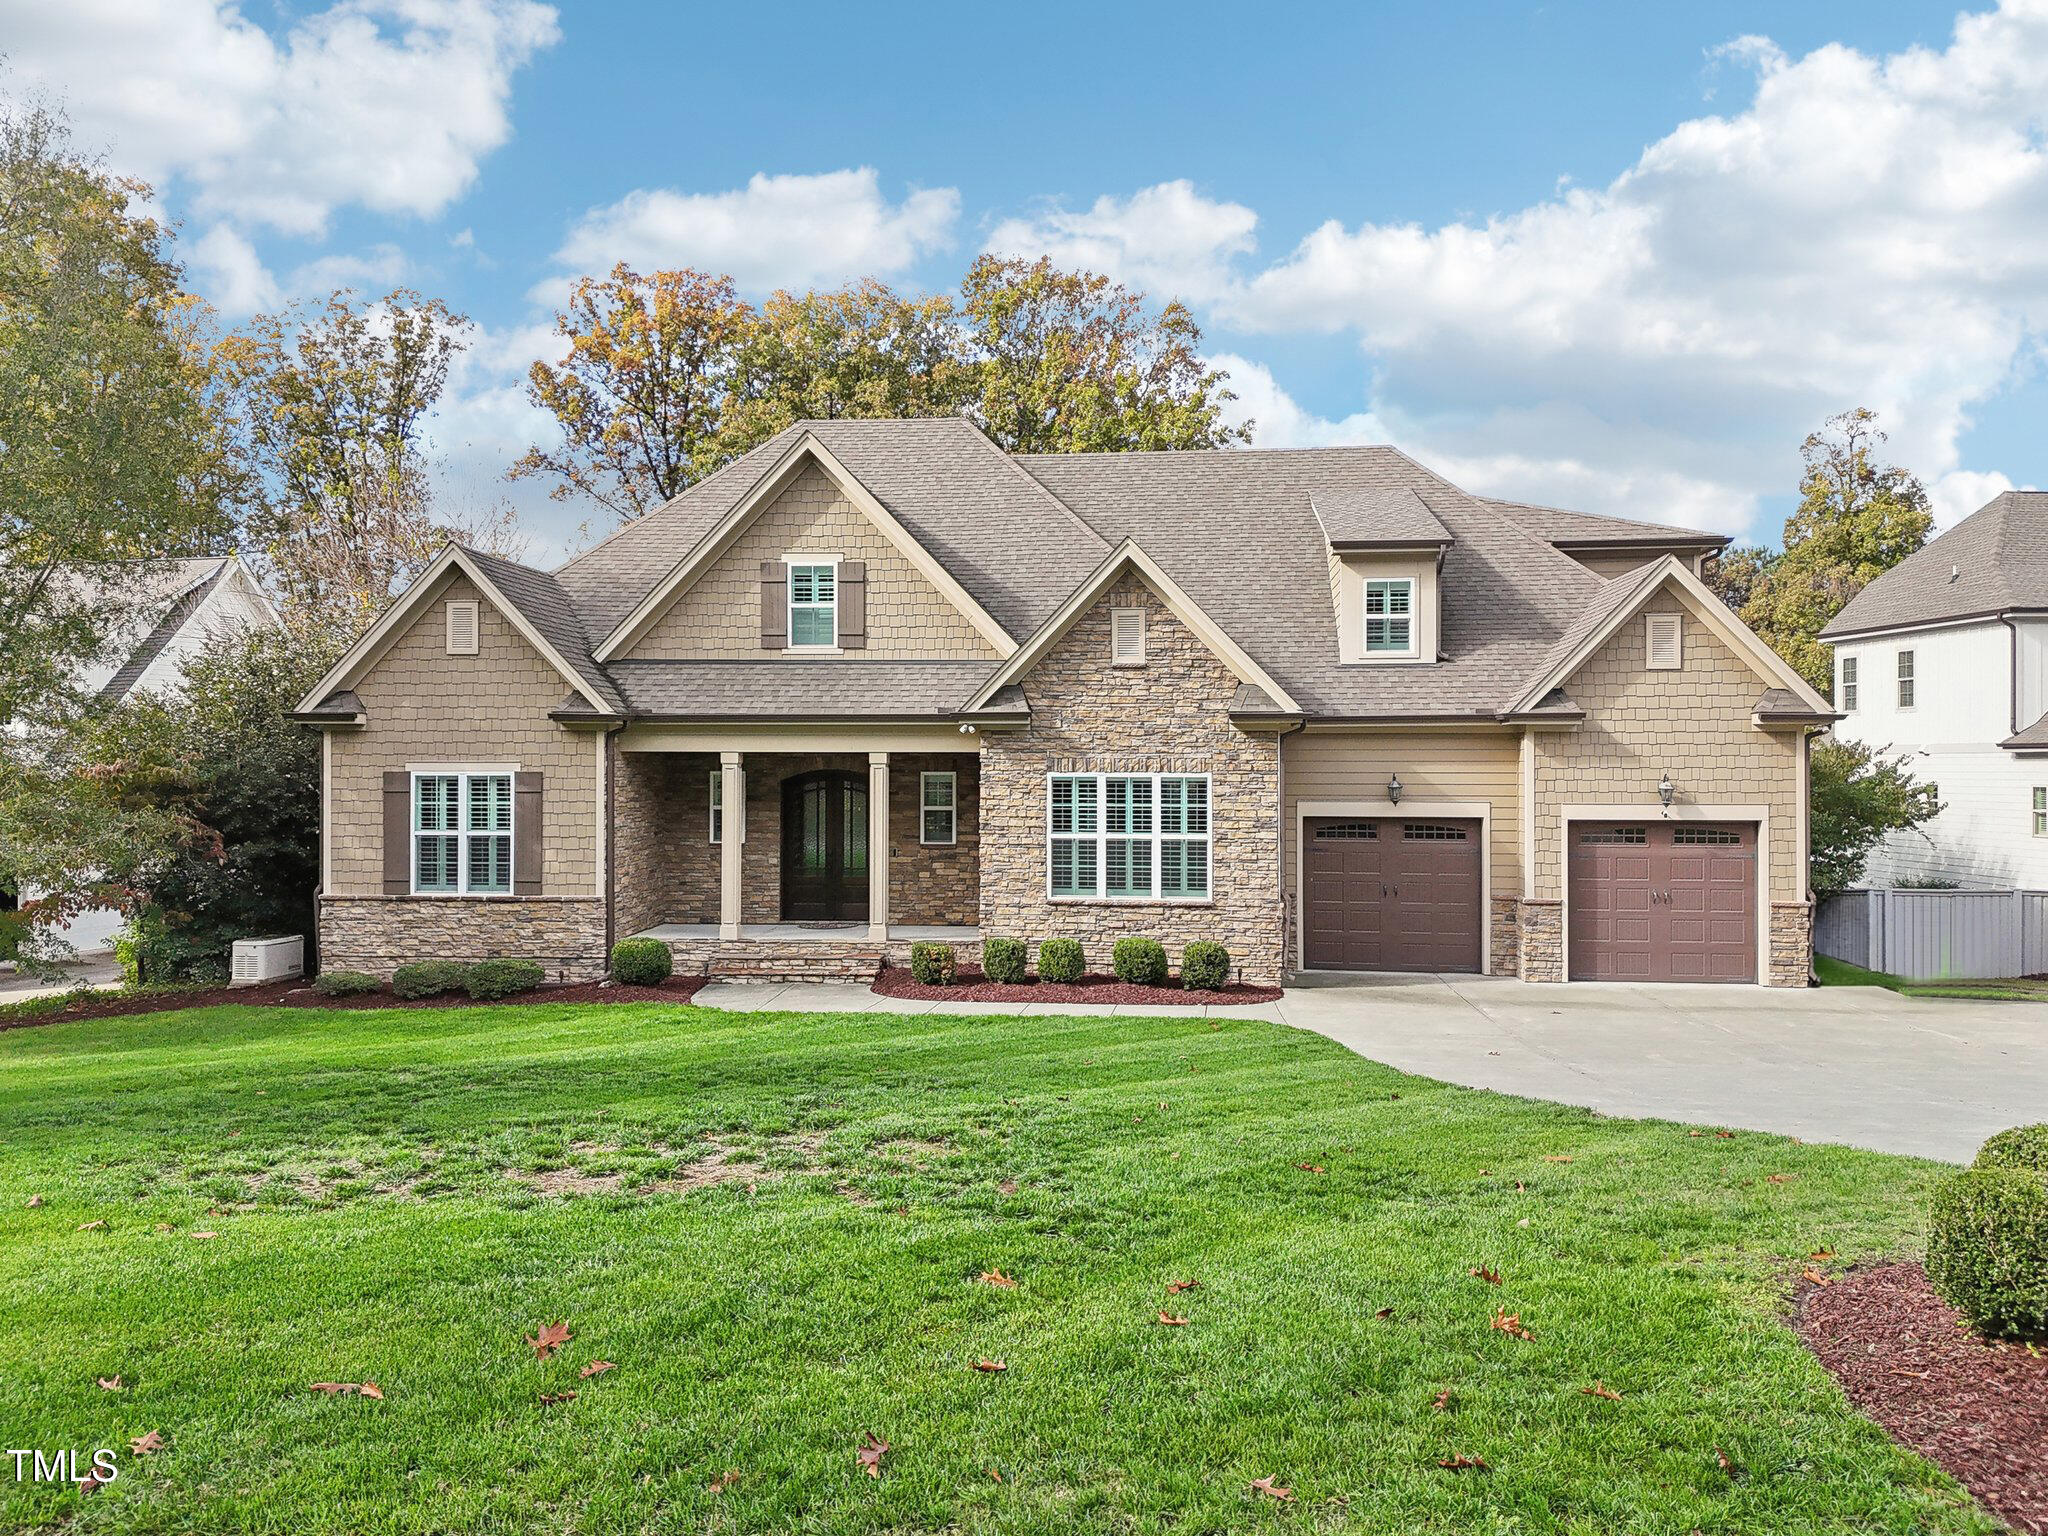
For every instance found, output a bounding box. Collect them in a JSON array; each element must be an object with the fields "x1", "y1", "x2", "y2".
[
  {"x1": 0, "y1": 974, "x2": 706, "y2": 1029},
  {"x1": 1798, "y1": 1261, "x2": 2047, "y2": 1534},
  {"x1": 870, "y1": 965, "x2": 1281, "y2": 1006}
]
